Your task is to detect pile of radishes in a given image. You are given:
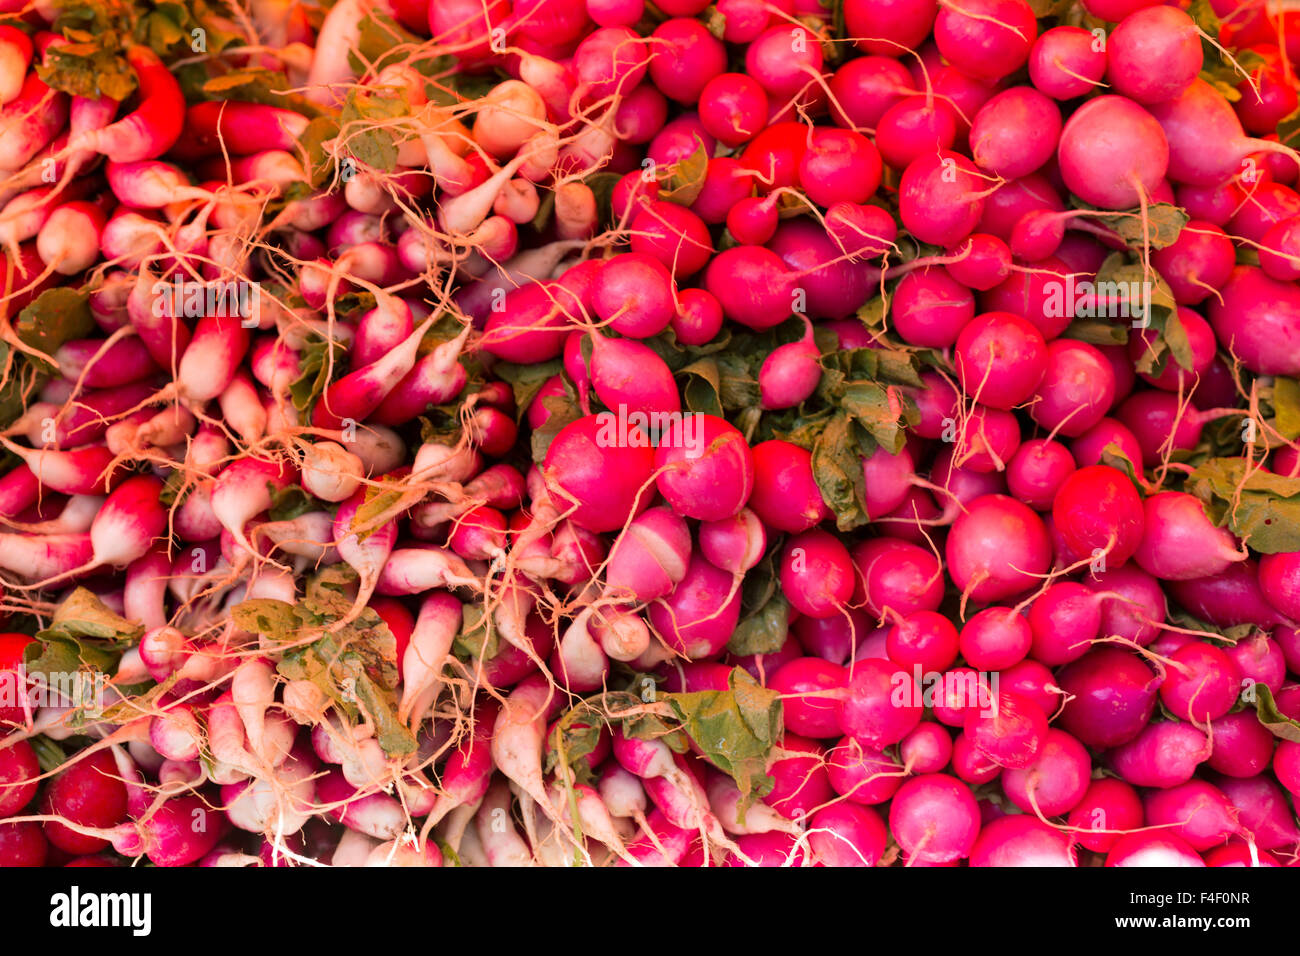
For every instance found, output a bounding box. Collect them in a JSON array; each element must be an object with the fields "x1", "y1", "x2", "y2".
[{"x1": 1, "y1": 0, "x2": 1300, "y2": 868}]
